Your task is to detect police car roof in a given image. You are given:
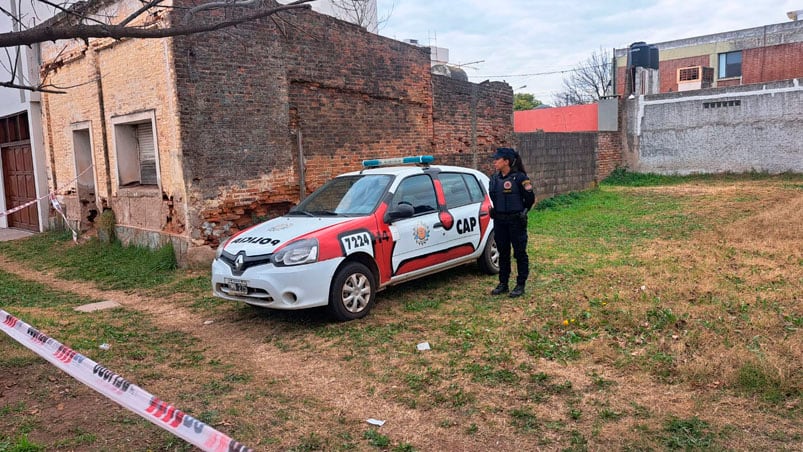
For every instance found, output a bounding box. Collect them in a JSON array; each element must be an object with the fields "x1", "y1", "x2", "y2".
[{"x1": 343, "y1": 164, "x2": 485, "y2": 178}]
